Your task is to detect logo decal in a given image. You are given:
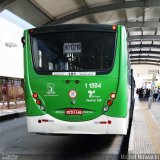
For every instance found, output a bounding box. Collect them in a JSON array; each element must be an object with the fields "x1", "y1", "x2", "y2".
[
  {"x1": 88, "y1": 90, "x2": 95, "y2": 98},
  {"x1": 47, "y1": 83, "x2": 55, "y2": 95},
  {"x1": 45, "y1": 83, "x2": 59, "y2": 96},
  {"x1": 86, "y1": 90, "x2": 102, "y2": 103}
]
